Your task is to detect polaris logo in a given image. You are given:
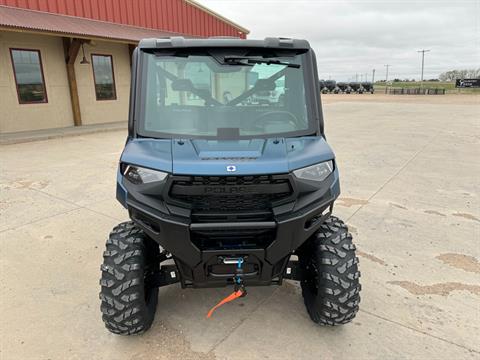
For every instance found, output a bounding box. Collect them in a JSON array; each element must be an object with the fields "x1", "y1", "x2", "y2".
[
  {"x1": 226, "y1": 165, "x2": 236, "y2": 172},
  {"x1": 204, "y1": 186, "x2": 248, "y2": 194}
]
